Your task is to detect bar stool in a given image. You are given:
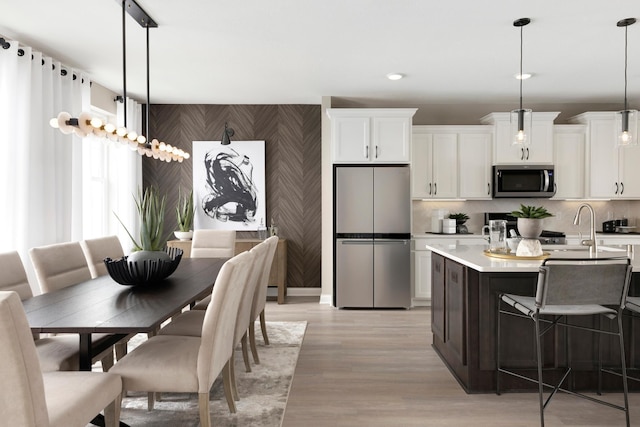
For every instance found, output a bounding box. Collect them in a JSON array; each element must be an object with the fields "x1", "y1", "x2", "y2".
[{"x1": 496, "y1": 257, "x2": 632, "y2": 427}]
